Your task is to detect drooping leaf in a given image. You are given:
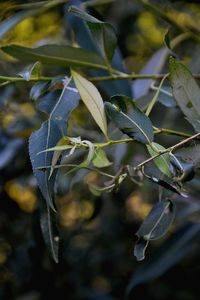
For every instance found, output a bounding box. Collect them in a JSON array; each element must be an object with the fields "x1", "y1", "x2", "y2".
[
  {"x1": 19, "y1": 61, "x2": 42, "y2": 81},
  {"x1": 29, "y1": 81, "x2": 80, "y2": 212},
  {"x1": 68, "y1": 6, "x2": 117, "y2": 62},
  {"x1": 145, "y1": 173, "x2": 187, "y2": 197},
  {"x1": 134, "y1": 199, "x2": 175, "y2": 261},
  {"x1": 128, "y1": 223, "x2": 200, "y2": 292},
  {"x1": 170, "y1": 57, "x2": 200, "y2": 131},
  {"x1": 40, "y1": 201, "x2": 59, "y2": 263},
  {"x1": 147, "y1": 142, "x2": 171, "y2": 177},
  {"x1": 134, "y1": 238, "x2": 149, "y2": 262},
  {"x1": 170, "y1": 153, "x2": 195, "y2": 182},
  {"x1": 92, "y1": 148, "x2": 112, "y2": 168},
  {"x1": 1, "y1": 44, "x2": 107, "y2": 70},
  {"x1": 136, "y1": 200, "x2": 175, "y2": 241},
  {"x1": 71, "y1": 70, "x2": 108, "y2": 139},
  {"x1": 105, "y1": 95, "x2": 154, "y2": 144}
]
